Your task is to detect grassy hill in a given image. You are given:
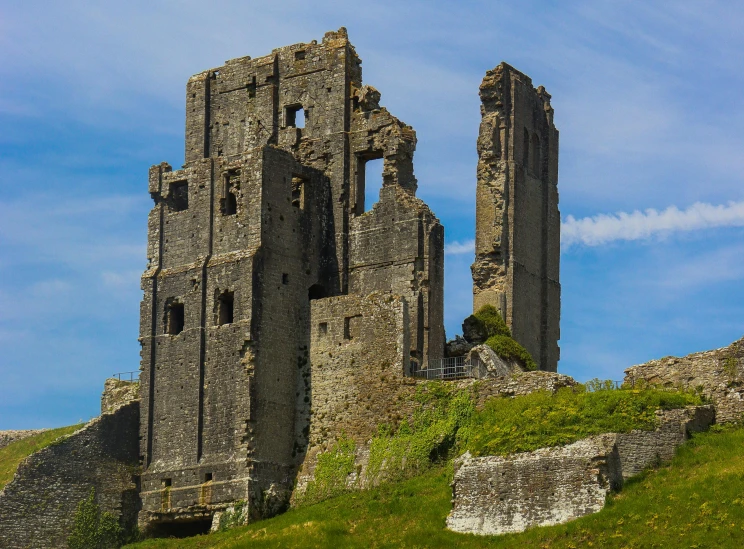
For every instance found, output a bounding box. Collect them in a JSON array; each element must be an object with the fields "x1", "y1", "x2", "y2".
[
  {"x1": 0, "y1": 425, "x2": 82, "y2": 490},
  {"x1": 126, "y1": 424, "x2": 744, "y2": 548}
]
